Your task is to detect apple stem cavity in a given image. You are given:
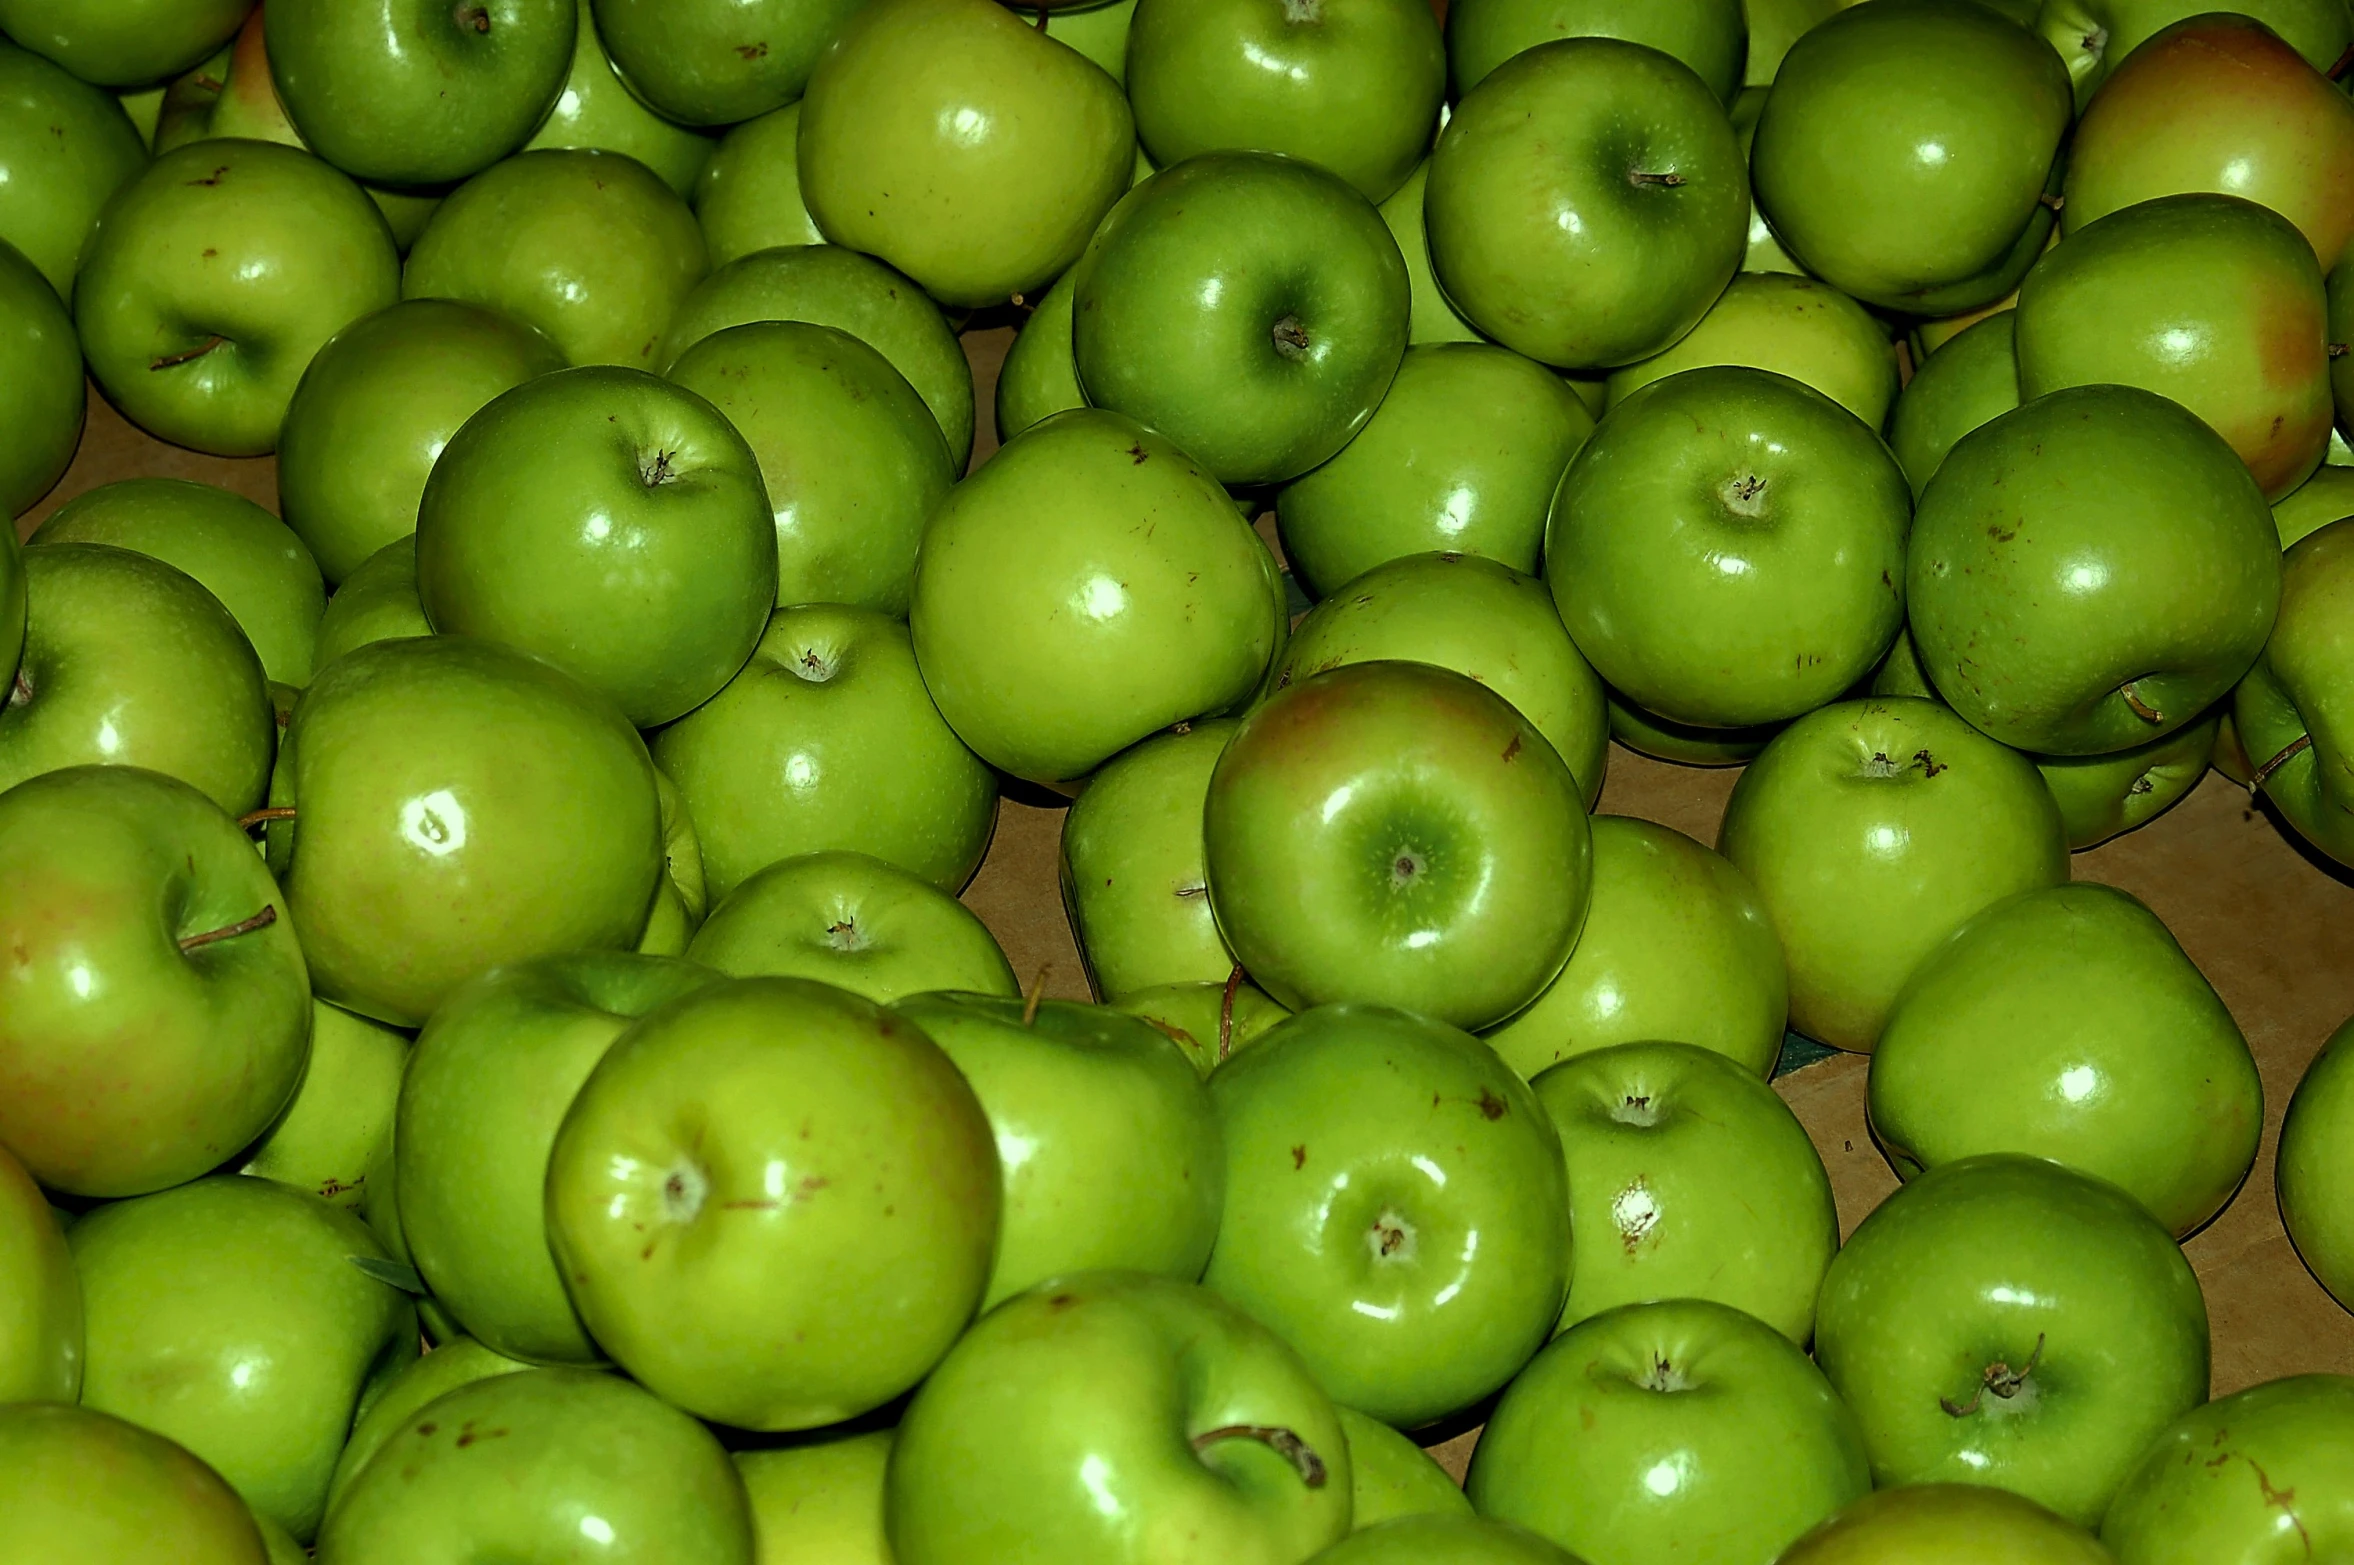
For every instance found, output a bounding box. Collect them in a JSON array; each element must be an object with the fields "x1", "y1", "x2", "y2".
[
  {"x1": 1626, "y1": 170, "x2": 1686, "y2": 188},
  {"x1": 454, "y1": 3, "x2": 491, "y2": 33},
  {"x1": 1271, "y1": 316, "x2": 1312, "y2": 360},
  {"x1": 1636, "y1": 1352, "x2": 1691, "y2": 1394},
  {"x1": 793, "y1": 647, "x2": 839, "y2": 683},
  {"x1": 150, "y1": 335, "x2": 227, "y2": 372},
  {"x1": 1718, "y1": 473, "x2": 1768, "y2": 519},
  {"x1": 661, "y1": 1160, "x2": 709, "y2": 1225},
  {"x1": 824, "y1": 918, "x2": 864, "y2": 952},
  {"x1": 1610, "y1": 1093, "x2": 1661, "y2": 1128},
  {"x1": 1190, "y1": 1424, "x2": 1329, "y2": 1489},
  {"x1": 1219, "y1": 964, "x2": 1244, "y2": 1063},
  {"x1": 1281, "y1": 0, "x2": 1322, "y2": 21},
  {"x1": 177, "y1": 904, "x2": 278, "y2": 954},
  {"x1": 1390, "y1": 850, "x2": 1425, "y2": 889},
  {"x1": 236, "y1": 807, "x2": 297, "y2": 833},
  {"x1": 1366, "y1": 1207, "x2": 1417, "y2": 1263},
  {"x1": 1939, "y1": 1332, "x2": 2046, "y2": 1418},
  {"x1": 639, "y1": 448, "x2": 681, "y2": 487},
  {"x1": 2251, "y1": 733, "x2": 2315, "y2": 796}
]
